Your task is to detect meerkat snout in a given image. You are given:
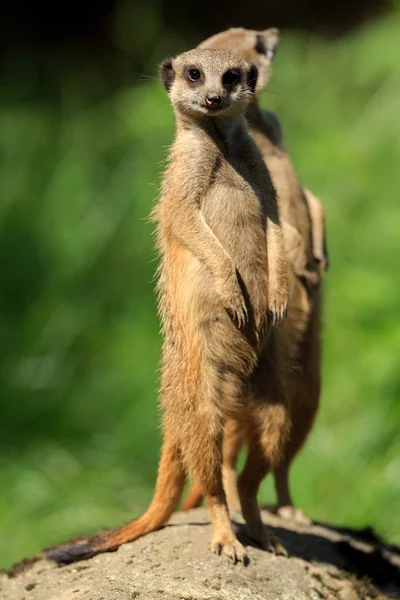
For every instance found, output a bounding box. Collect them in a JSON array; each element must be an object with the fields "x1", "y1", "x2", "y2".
[{"x1": 205, "y1": 95, "x2": 222, "y2": 108}]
